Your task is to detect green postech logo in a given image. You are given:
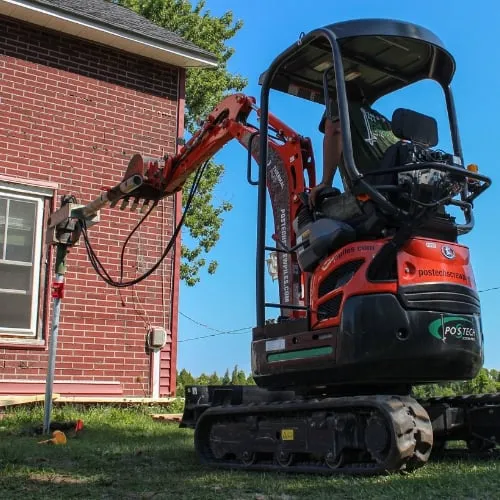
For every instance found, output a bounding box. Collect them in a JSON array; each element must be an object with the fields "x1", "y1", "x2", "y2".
[{"x1": 428, "y1": 316, "x2": 477, "y2": 342}]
